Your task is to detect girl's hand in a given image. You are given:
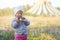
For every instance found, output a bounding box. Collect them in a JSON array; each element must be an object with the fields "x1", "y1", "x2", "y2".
[
  {"x1": 16, "y1": 19, "x2": 20, "y2": 23},
  {"x1": 16, "y1": 18, "x2": 21, "y2": 23},
  {"x1": 22, "y1": 19, "x2": 27, "y2": 23}
]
